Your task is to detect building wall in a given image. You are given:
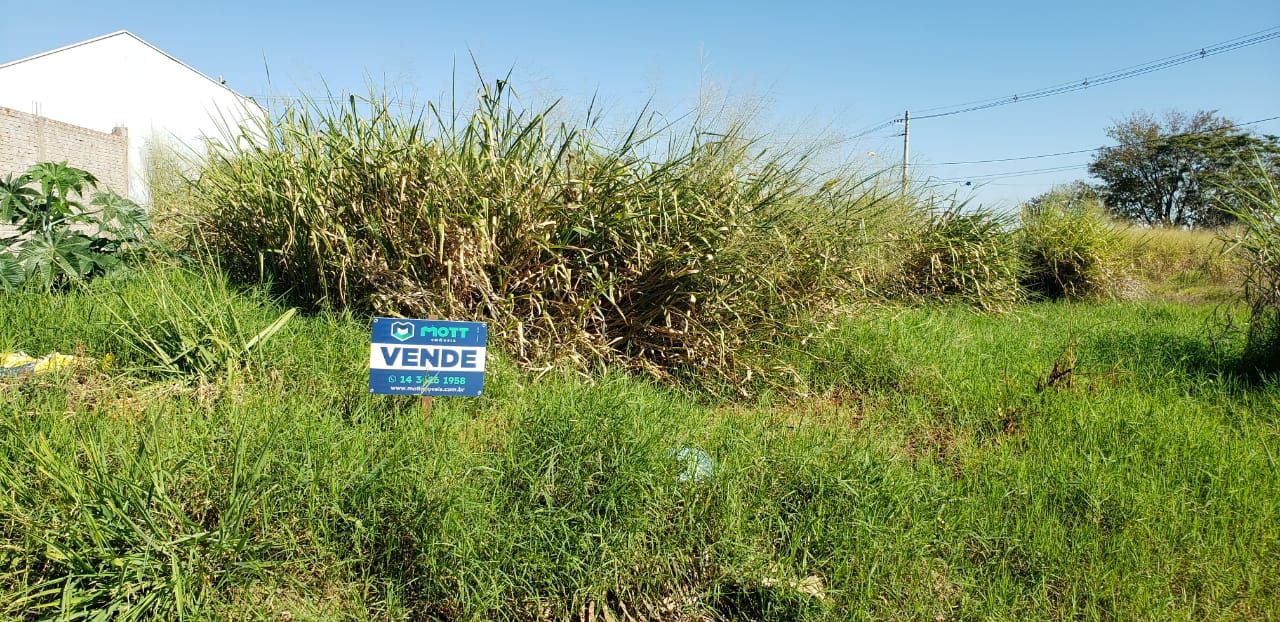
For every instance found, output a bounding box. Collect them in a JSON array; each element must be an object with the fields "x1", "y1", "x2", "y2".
[
  {"x1": 0, "y1": 106, "x2": 129, "y2": 195},
  {"x1": 0, "y1": 32, "x2": 263, "y2": 203}
]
